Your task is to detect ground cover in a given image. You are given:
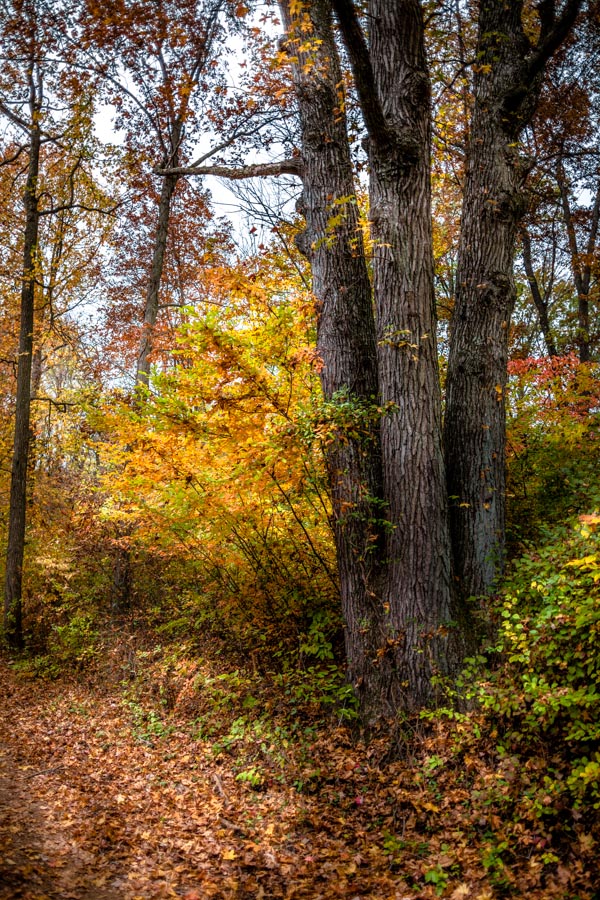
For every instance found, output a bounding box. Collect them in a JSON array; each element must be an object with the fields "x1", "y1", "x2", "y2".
[{"x1": 0, "y1": 630, "x2": 597, "y2": 900}]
